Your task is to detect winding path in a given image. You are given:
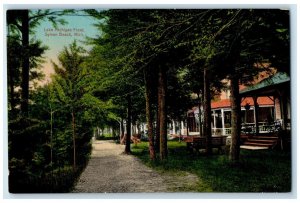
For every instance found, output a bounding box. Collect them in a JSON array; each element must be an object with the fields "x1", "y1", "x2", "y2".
[
  {"x1": 73, "y1": 140, "x2": 199, "y2": 193},
  {"x1": 72, "y1": 140, "x2": 170, "y2": 193}
]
